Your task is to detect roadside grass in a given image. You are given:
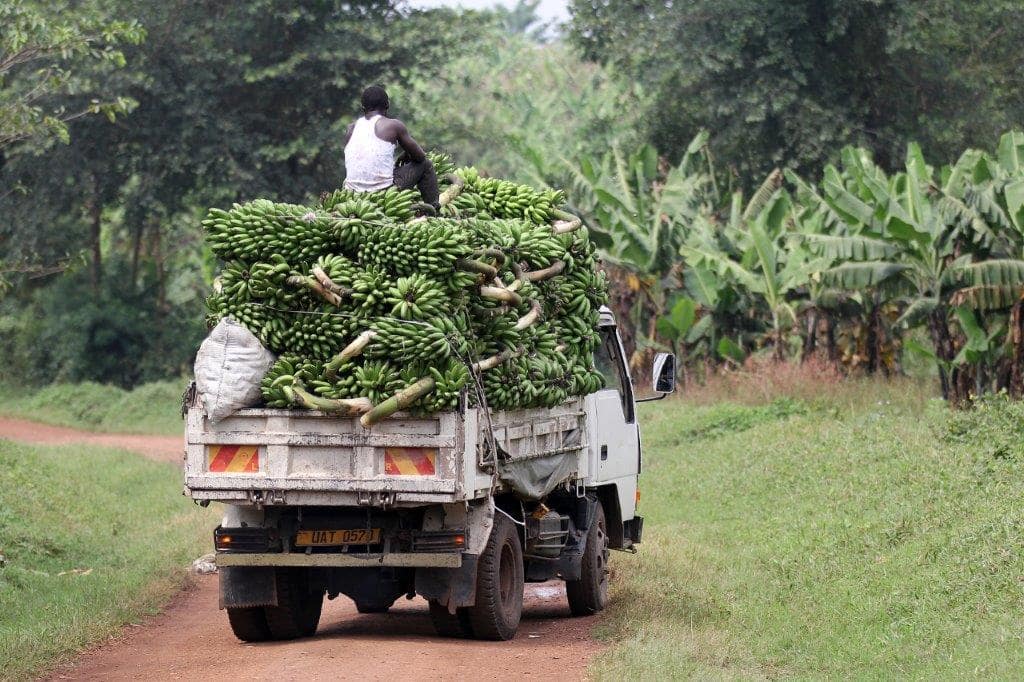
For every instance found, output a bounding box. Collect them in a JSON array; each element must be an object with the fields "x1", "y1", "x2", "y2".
[
  {"x1": 0, "y1": 380, "x2": 186, "y2": 436},
  {"x1": 594, "y1": 378, "x2": 1024, "y2": 679},
  {"x1": 0, "y1": 440, "x2": 215, "y2": 681}
]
